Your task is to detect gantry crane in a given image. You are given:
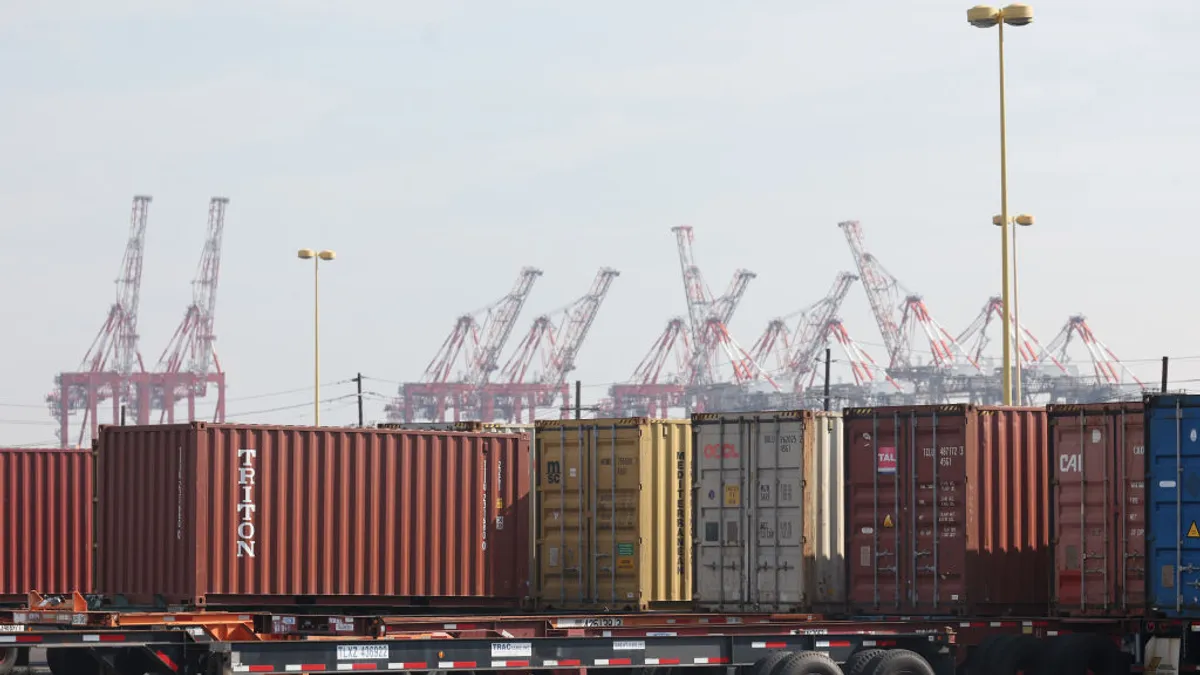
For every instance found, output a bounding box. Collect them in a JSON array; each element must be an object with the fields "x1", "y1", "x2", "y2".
[
  {"x1": 1033, "y1": 314, "x2": 1146, "y2": 402},
  {"x1": 151, "y1": 197, "x2": 229, "y2": 423},
  {"x1": 606, "y1": 318, "x2": 691, "y2": 417},
  {"x1": 483, "y1": 268, "x2": 620, "y2": 421},
  {"x1": 47, "y1": 196, "x2": 152, "y2": 447},
  {"x1": 386, "y1": 267, "x2": 543, "y2": 422},
  {"x1": 838, "y1": 220, "x2": 979, "y2": 396}
]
